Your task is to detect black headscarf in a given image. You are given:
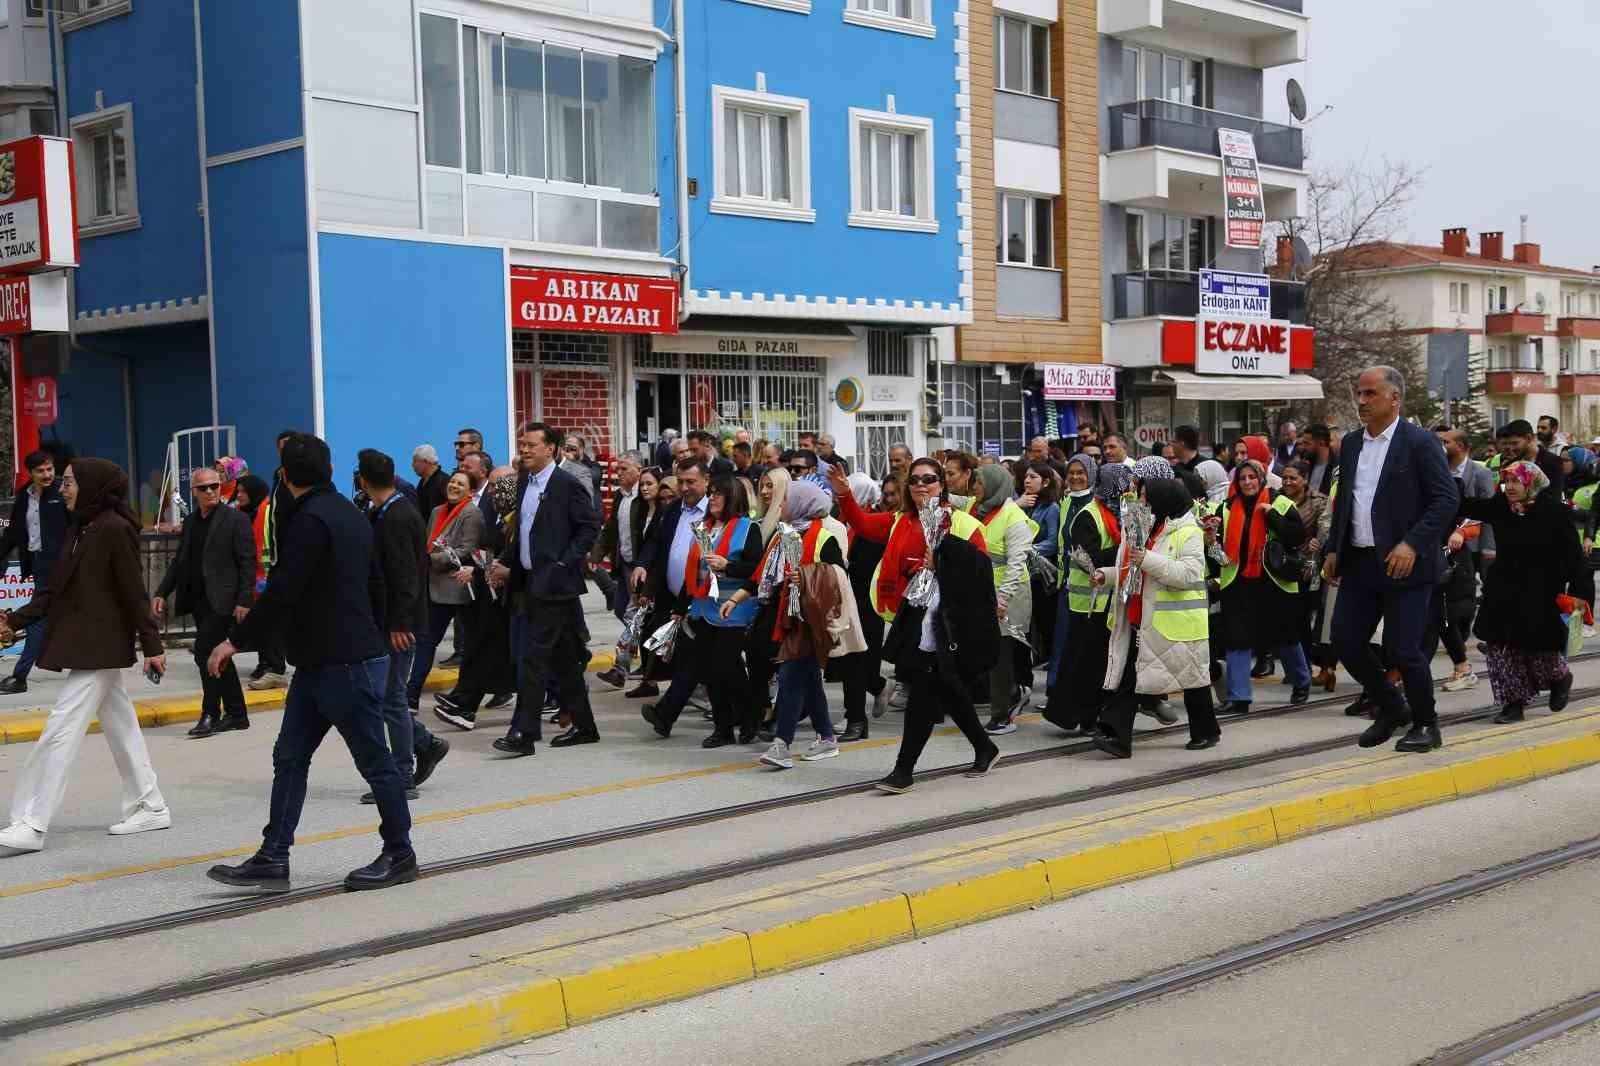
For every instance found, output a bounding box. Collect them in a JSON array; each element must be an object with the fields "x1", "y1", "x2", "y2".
[
  {"x1": 236, "y1": 474, "x2": 271, "y2": 516},
  {"x1": 1145, "y1": 478, "x2": 1193, "y2": 525},
  {"x1": 69, "y1": 457, "x2": 141, "y2": 531}
]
